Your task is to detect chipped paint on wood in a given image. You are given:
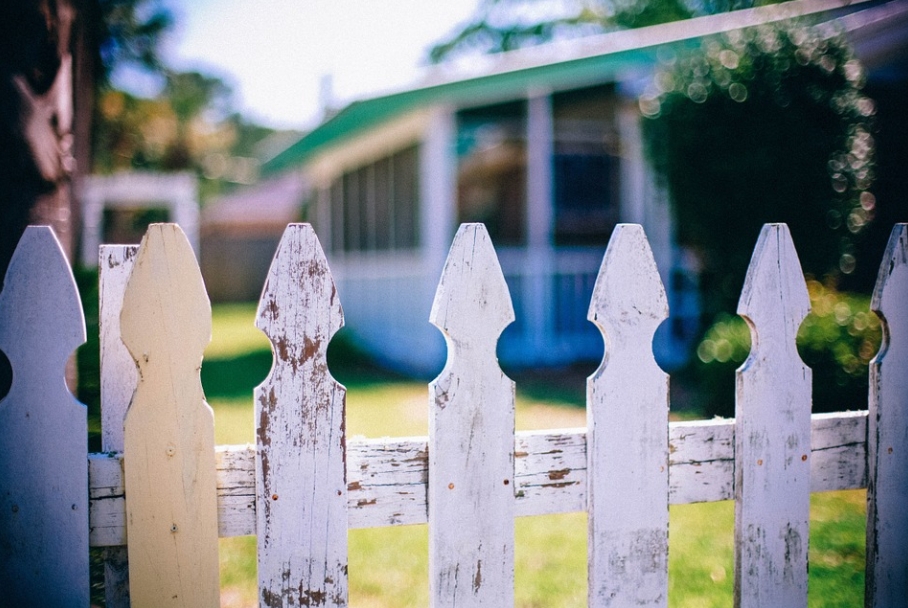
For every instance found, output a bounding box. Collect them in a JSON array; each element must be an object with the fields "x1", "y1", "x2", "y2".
[
  {"x1": 734, "y1": 224, "x2": 811, "y2": 608},
  {"x1": 121, "y1": 224, "x2": 219, "y2": 607},
  {"x1": 586, "y1": 225, "x2": 669, "y2": 607},
  {"x1": 0, "y1": 227, "x2": 89, "y2": 606},
  {"x1": 255, "y1": 224, "x2": 347, "y2": 607},
  {"x1": 99, "y1": 244, "x2": 139, "y2": 608},
  {"x1": 865, "y1": 224, "x2": 908, "y2": 607},
  {"x1": 429, "y1": 224, "x2": 515, "y2": 607}
]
